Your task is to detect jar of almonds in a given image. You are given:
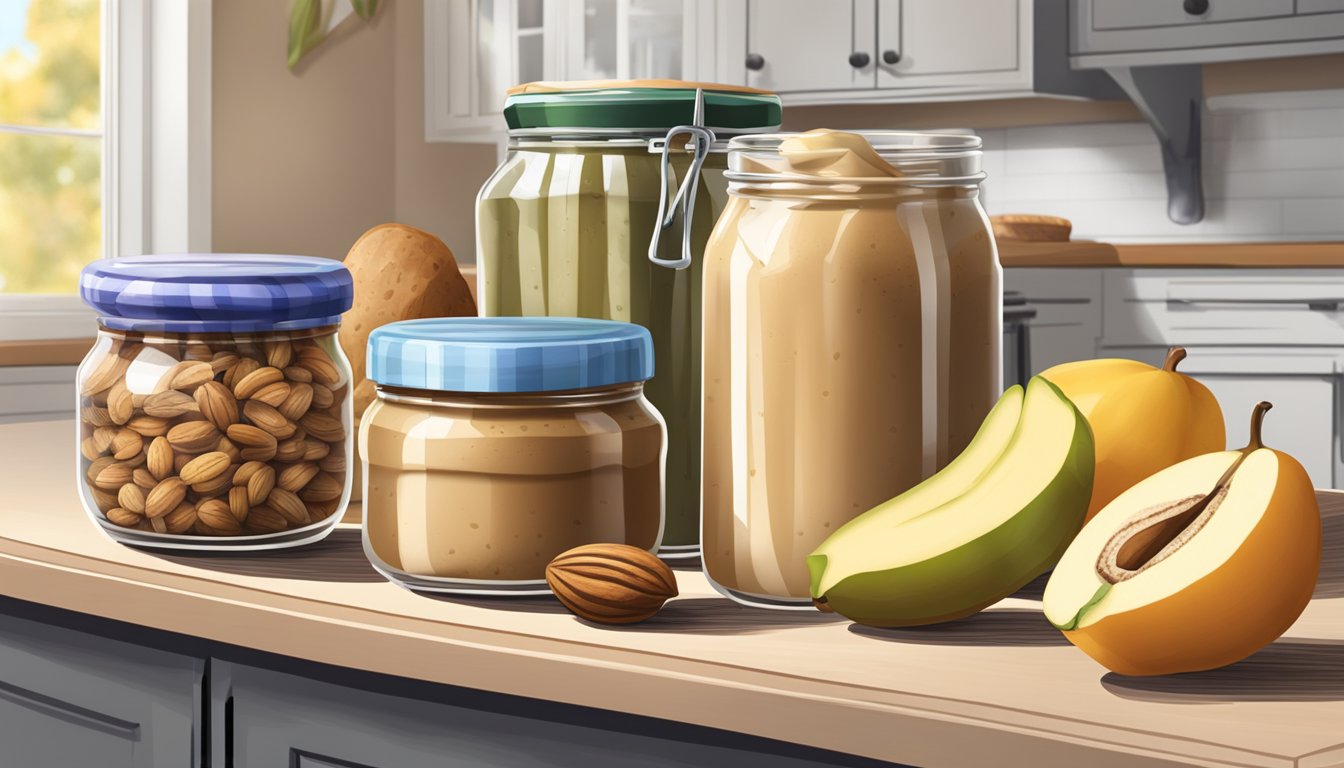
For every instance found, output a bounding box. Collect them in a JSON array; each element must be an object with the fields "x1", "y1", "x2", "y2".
[{"x1": 75, "y1": 255, "x2": 355, "y2": 550}]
